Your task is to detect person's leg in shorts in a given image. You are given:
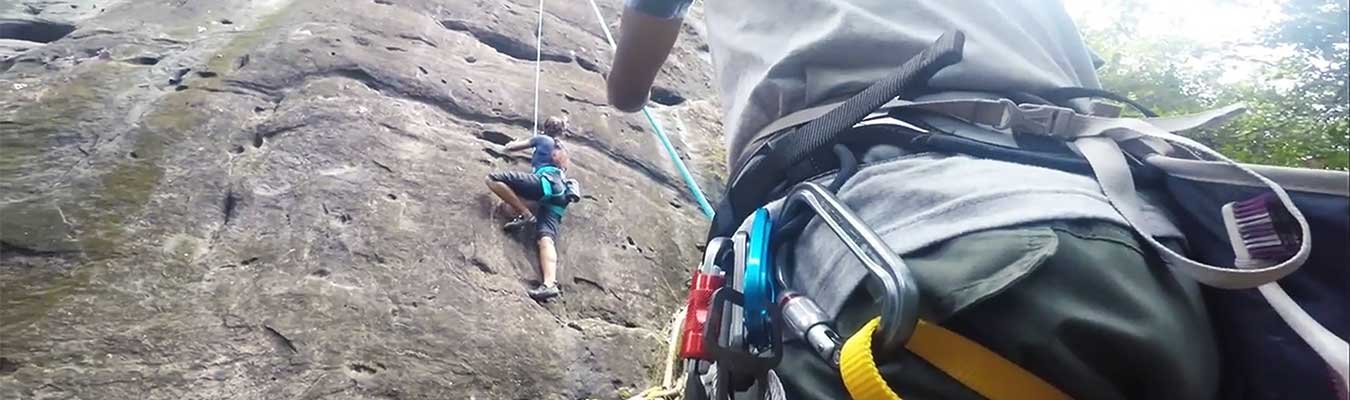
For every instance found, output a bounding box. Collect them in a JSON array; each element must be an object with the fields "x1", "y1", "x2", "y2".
[
  {"x1": 486, "y1": 171, "x2": 545, "y2": 220},
  {"x1": 527, "y1": 210, "x2": 564, "y2": 301},
  {"x1": 487, "y1": 171, "x2": 564, "y2": 301}
]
